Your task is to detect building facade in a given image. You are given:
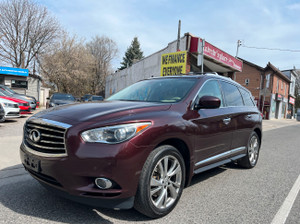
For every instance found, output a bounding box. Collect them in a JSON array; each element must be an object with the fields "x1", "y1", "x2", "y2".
[
  {"x1": 235, "y1": 58, "x2": 264, "y2": 106},
  {"x1": 0, "y1": 66, "x2": 45, "y2": 103},
  {"x1": 234, "y1": 60, "x2": 292, "y2": 120},
  {"x1": 106, "y1": 33, "x2": 242, "y2": 97},
  {"x1": 262, "y1": 63, "x2": 290, "y2": 119},
  {"x1": 282, "y1": 69, "x2": 297, "y2": 118}
]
